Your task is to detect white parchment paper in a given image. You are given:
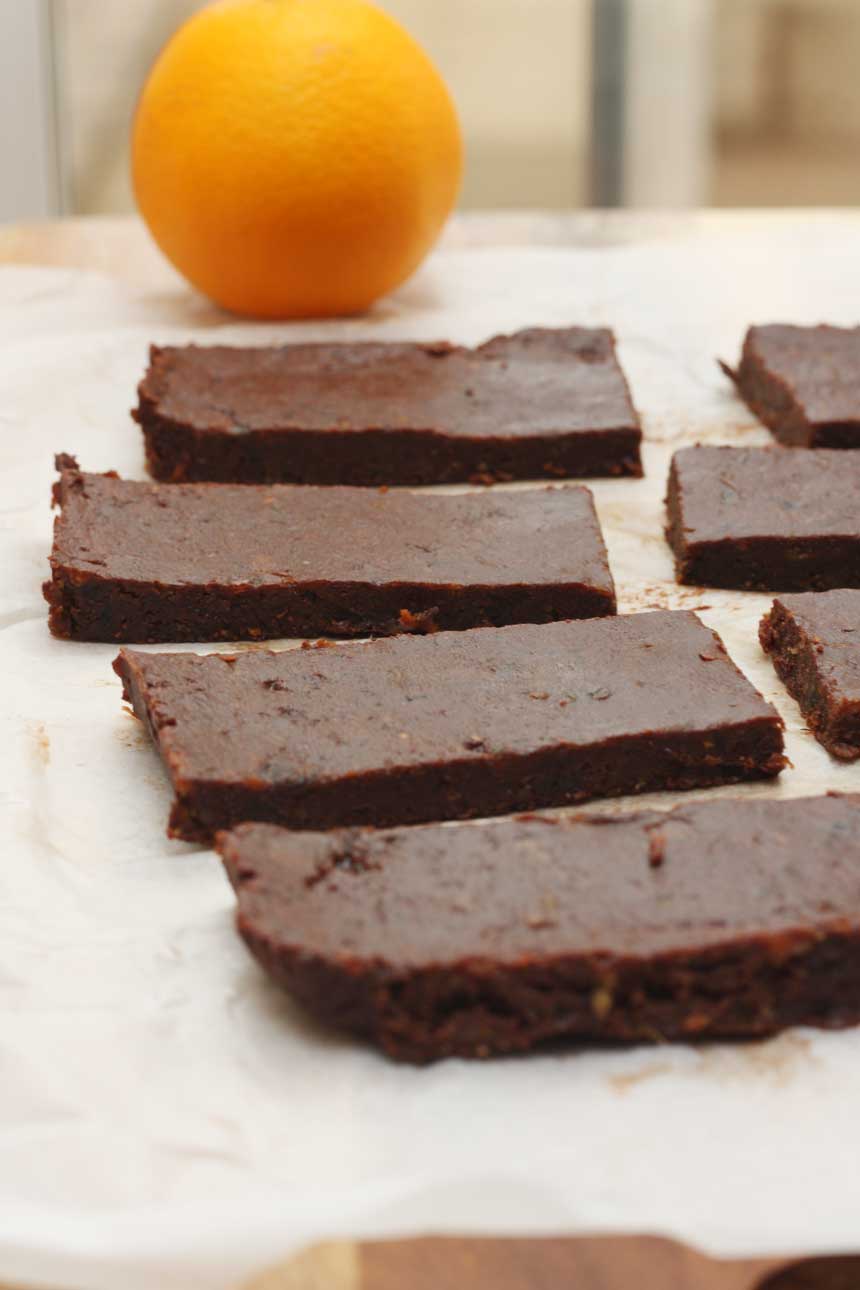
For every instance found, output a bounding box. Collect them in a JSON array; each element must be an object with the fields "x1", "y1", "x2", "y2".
[{"x1": 4, "y1": 217, "x2": 860, "y2": 1289}]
